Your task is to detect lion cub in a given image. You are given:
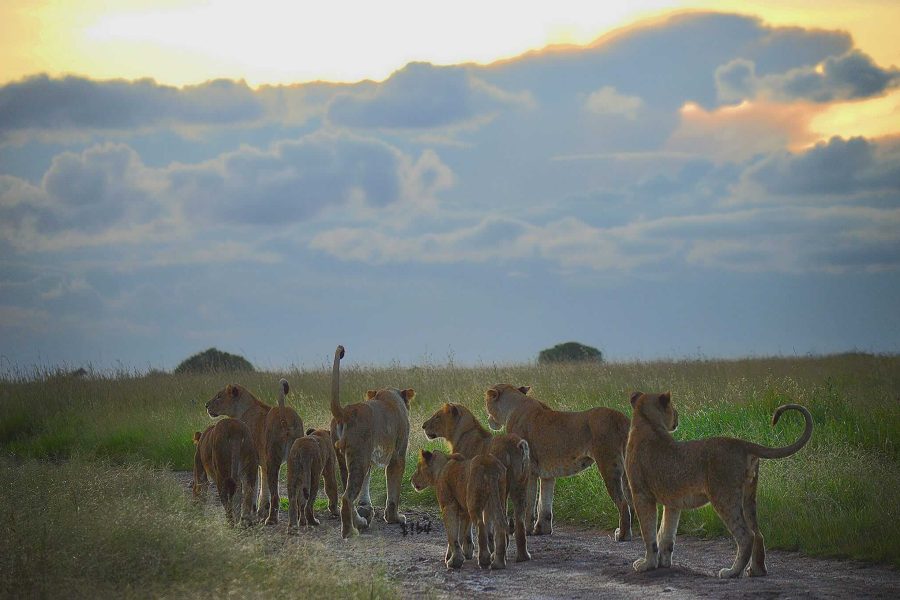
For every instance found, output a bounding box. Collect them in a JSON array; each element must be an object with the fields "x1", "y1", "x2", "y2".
[
  {"x1": 206, "y1": 378, "x2": 304, "y2": 525},
  {"x1": 412, "y1": 449, "x2": 509, "y2": 570},
  {"x1": 626, "y1": 391, "x2": 813, "y2": 578},
  {"x1": 286, "y1": 434, "x2": 325, "y2": 532},
  {"x1": 192, "y1": 418, "x2": 258, "y2": 526},
  {"x1": 423, "y1": 403, "x2": 531, "y2": 561},
  {"x1": 304, "y1": 428, "x2": 341, "y2": 518}
]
